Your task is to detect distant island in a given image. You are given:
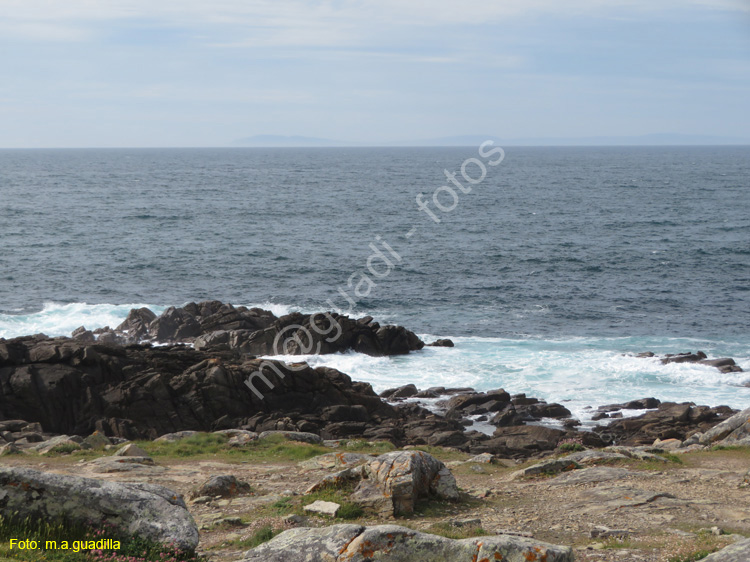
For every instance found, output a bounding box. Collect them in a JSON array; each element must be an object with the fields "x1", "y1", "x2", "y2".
[{"x1": 234, "y1": 133, "x2": 750, "y2": 148}]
